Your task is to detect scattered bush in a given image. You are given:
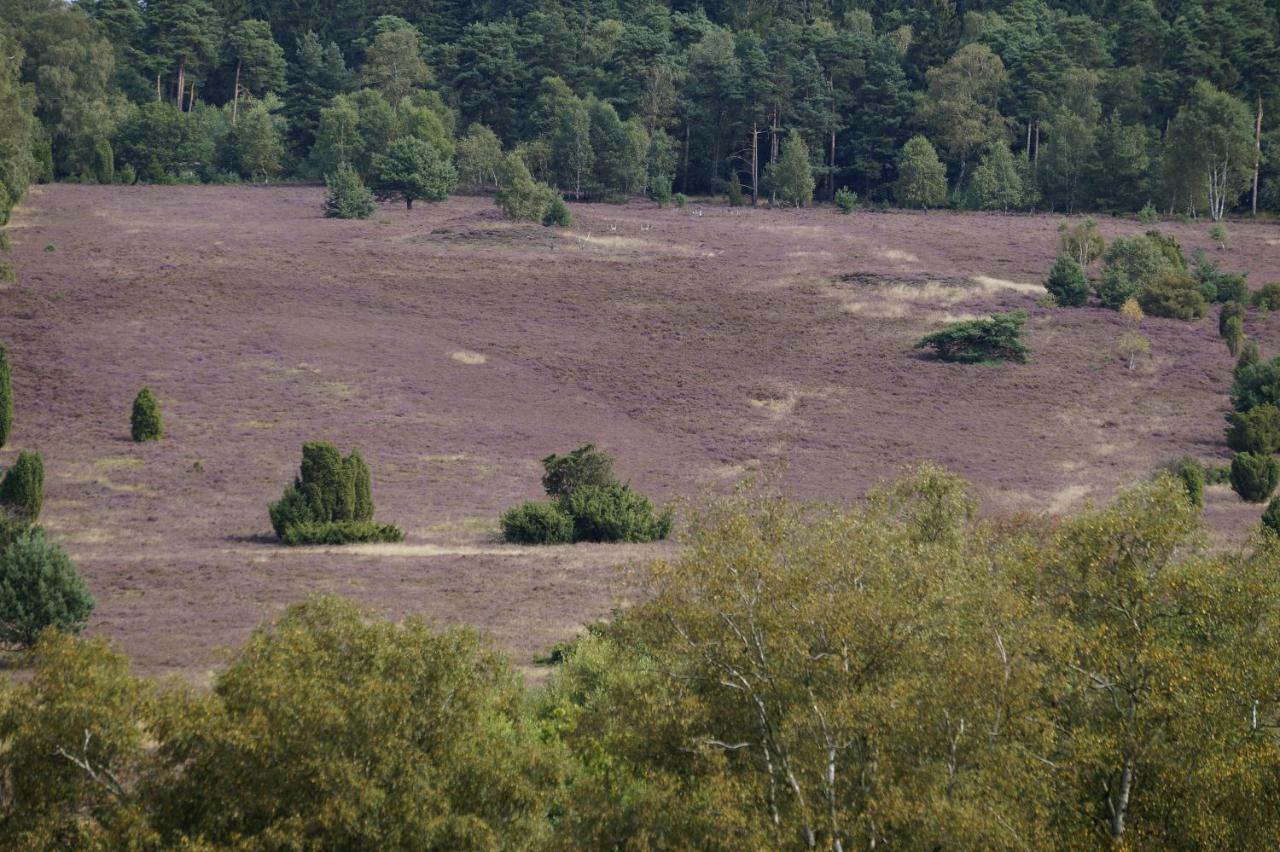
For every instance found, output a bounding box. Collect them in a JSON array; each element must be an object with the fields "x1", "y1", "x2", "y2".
[
  {"x1": 1137, "y1": 201, "x2": 1158, "y2": 224},
  {"x1": 1118, "y1": 332, "x2": 1150, "y2": 370},
  {"x1": 1097, "y1": 234, "x2": 1171, "y2": 309},
  {"x1": 1137, "y1": 272, "x2": 1208, "y2": 320},
  {"x1": 501, "y1": 501, "x2": 574, "y2": 545},
  {"x1": 1192, "y1": 250, "x2": 1247, "y2": 303},
  {"x1": 1161, "y1": 457, "x2": 1205, "y2": 508},
  {"x1": 1230, "y1": 451, "x2": 1280, "y2": 502},
  {"x1": 0, "y1": 344, "x2": 10, "y2": 449},
  {"x1": 541, "y1": 444, "x2": 617, "y2": 498},
  {"x1": 1220, "y1": 301, "x2": 1247, "y2": 336},
  {"x1": 1144, "y1": 229, "x2": 1186, "y2": 272},
  {"x1": 1210, "y1": 221, "x2": 1229, "y2": 250},
  {"x1": 673, "y1": 193, "x2": 688, "y2": 209},
  {"x1": 322, "y1": 162, "x2": 376, "y2": 219},
  {"x1": 1253, "y1": 283, "x2": 1280, "y2": 310},
  {"x1": 1120, "y1": 297, "x2": 1144, "y2": 325},
  {"x1": 834, "y1": 187, "x2": 857, "y2": 214},
  {"x1": 1263, "y1": 497, "x2": 1280, "y2": 536},
  {"x1": 1238, "y1": 340, "x2": 1261, "y2": 370},
  {"x1": 370, "y1": 137, "x2": 456, "y2": 209},
  {"x1": 0, "y1": 451, "x2": 43, "y2": 522},
  {"x1": 495, "y1": 153, "x2": 556, "y2": 222},
  {"x1": 92, "y1": 139, "x2": 115, "y2": 185},
  {"x1": 131, "y1": 387, "x2": 163, "y2": 442},
  {"x1": 1058, "y1": 218, "x2": 1105, "y2": 267},
  {"x1": 119, "y1": 163, "x2": 137, "y2": 186},
  {"x1": 542, "y1": 196, "x2": 571, "y2": 227},
  {"x1": 558, "y1": 484, "x2": 673, "y2": 543},
  {"x1": 726, "y1": 175, "x2": 745, "y2": 207},
  {"x1": 1232, "y1": 355, "x2": 1280, "y2": 412},
  {"x1": 1044, "y1": 254, "x2": 1089, "y2": 306},
  {"x1": 1224, "y1": 316, "x2": 1245, "y2": 356},
  {"x1": 914, "y1": 311, "x2": 1029, "y2": 364},
  {"x1": 1226, "y1": 403, "x2": 1280, "y2": 455},
  {"x1": 269, "y1": 442, "x2": 399, "y2": 544},
  {"x1": 0, "y1": 528, "x2": 94, "y2": 648}
]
